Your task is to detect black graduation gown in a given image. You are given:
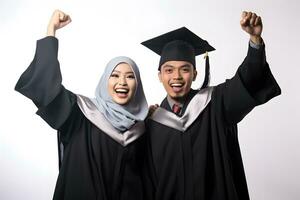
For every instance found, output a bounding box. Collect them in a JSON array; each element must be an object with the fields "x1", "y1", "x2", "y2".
[
  {"x1": 143, "y1": 44, "x2": 281, "y2": 200},
  {"x1": 15, "y1": 36, "x2": 145, "y2": 200}
]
